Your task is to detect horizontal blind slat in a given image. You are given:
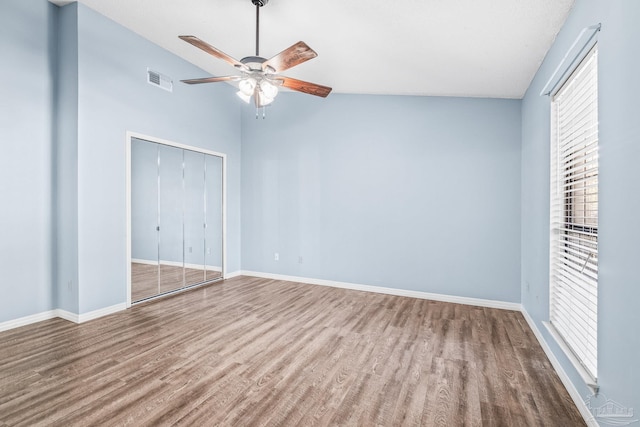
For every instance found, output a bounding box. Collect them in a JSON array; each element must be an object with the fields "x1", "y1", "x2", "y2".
[{"x1": 550, "y1": 44, "x2": 598, "y2": 381}]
